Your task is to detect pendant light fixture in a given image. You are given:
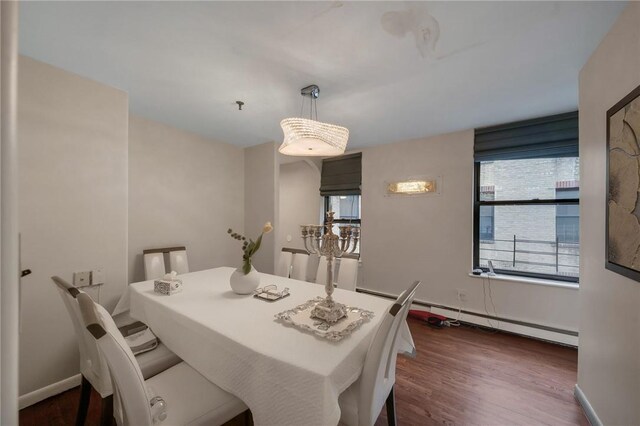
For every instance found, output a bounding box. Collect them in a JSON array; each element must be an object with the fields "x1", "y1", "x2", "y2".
[{"x1": 279, "y1": 85, "x2": 349, "y2": 157}]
